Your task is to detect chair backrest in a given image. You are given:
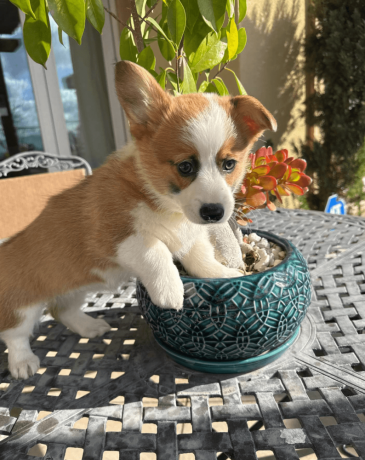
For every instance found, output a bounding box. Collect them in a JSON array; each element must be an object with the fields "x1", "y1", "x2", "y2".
[{"x1": 0, "y1": 151, "x2": 92, "y2": 241}]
